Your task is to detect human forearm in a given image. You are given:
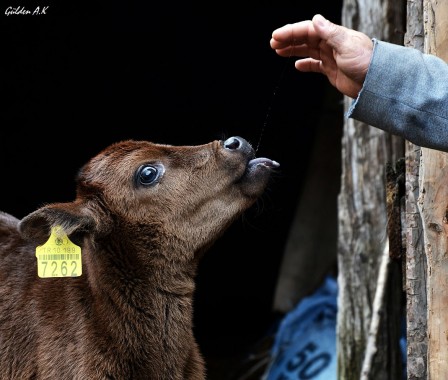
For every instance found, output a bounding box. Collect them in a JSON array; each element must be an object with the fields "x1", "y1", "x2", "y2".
[{"x1": 348, "y1": 40, "x2": 448, "y2": 151}]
